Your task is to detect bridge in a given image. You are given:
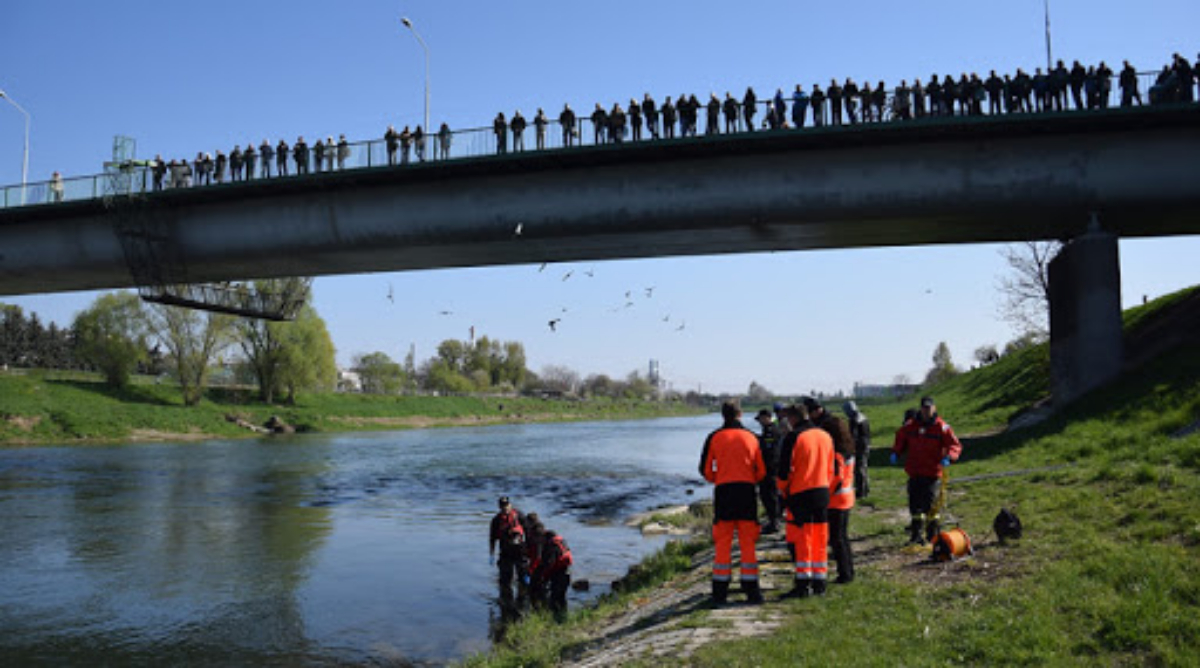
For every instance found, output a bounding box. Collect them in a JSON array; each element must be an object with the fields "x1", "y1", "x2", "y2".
[{"x1": 2, "y1": 105, "x2": 1198, "y2": 403}]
